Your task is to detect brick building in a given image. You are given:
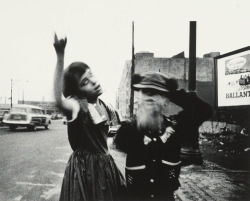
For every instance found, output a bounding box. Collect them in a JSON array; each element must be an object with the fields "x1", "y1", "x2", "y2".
[{"x1": 116, "y1": 51, "x2": 220, "y2": 119}]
